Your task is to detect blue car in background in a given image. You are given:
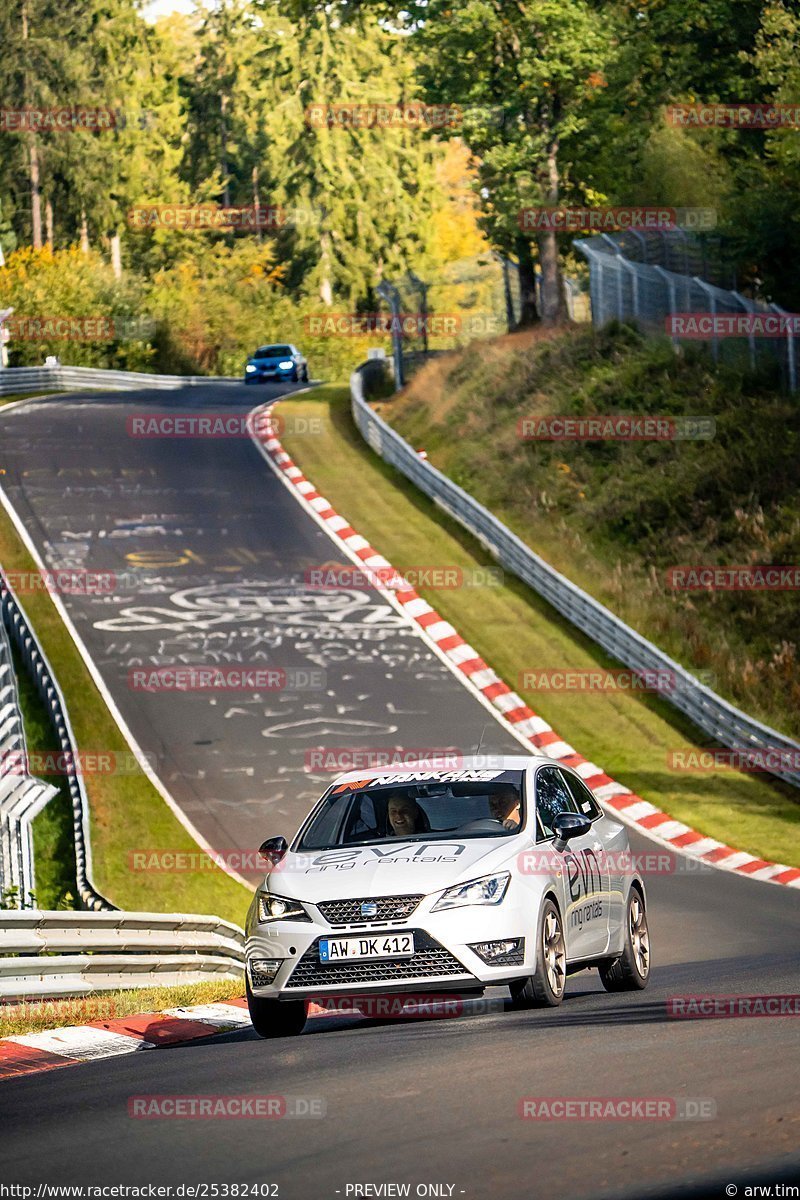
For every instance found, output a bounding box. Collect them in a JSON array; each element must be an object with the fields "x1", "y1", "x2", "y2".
[{"x1": 244, "y1": 343, "x2": 309, "y2": 384}]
